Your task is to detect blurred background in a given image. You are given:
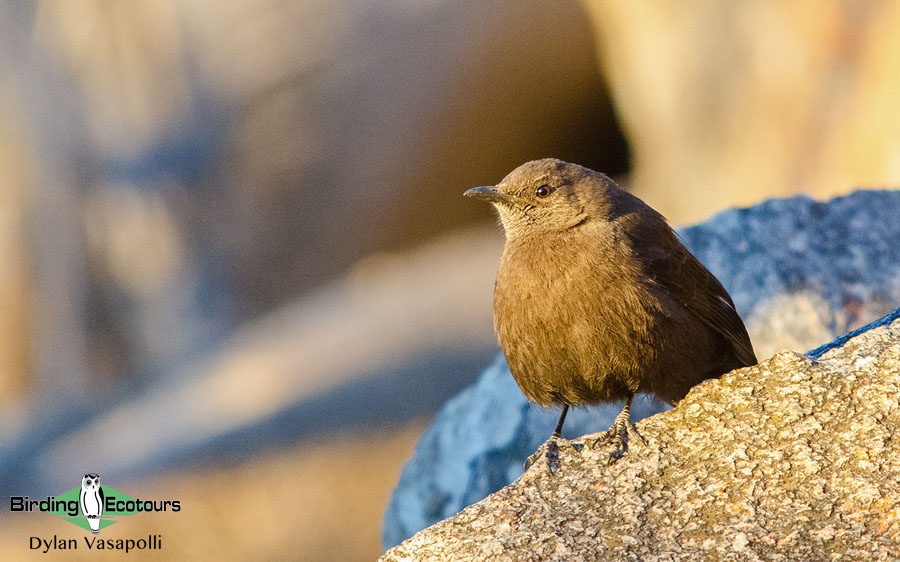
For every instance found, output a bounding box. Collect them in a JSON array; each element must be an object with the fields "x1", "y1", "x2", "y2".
[{"x1": 1, "y1": 1, "x2": 900, "y2": 560}]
